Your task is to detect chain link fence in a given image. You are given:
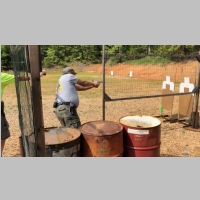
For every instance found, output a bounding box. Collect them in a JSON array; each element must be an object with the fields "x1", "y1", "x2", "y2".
[
  {"x1": 11, "y1": 45, "x2": 37, "y2": 157},
  {"x1": 102, "y1": 53, "x2": 199, "y2": 126}
]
